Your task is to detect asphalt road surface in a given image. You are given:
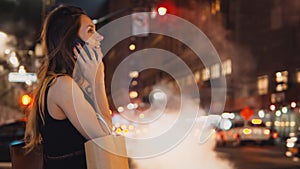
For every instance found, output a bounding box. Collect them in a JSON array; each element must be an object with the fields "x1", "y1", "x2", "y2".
[{"x1": 215, "y1": 144, "x2": 300, "y2": 169}]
